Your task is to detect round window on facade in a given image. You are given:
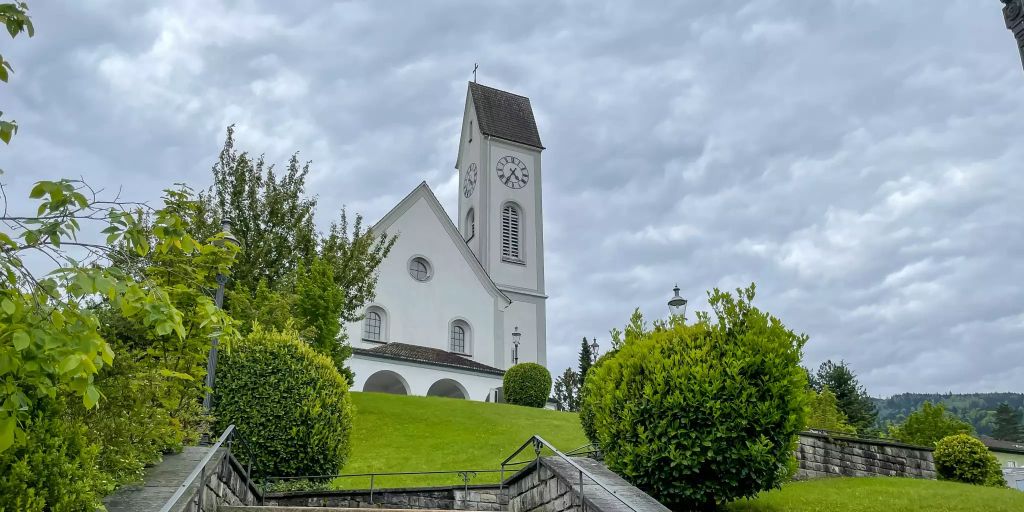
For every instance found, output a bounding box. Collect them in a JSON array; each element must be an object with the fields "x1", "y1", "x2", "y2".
[{"x1": 408, "y1": 256, "x2": 432, "y2": 282}]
